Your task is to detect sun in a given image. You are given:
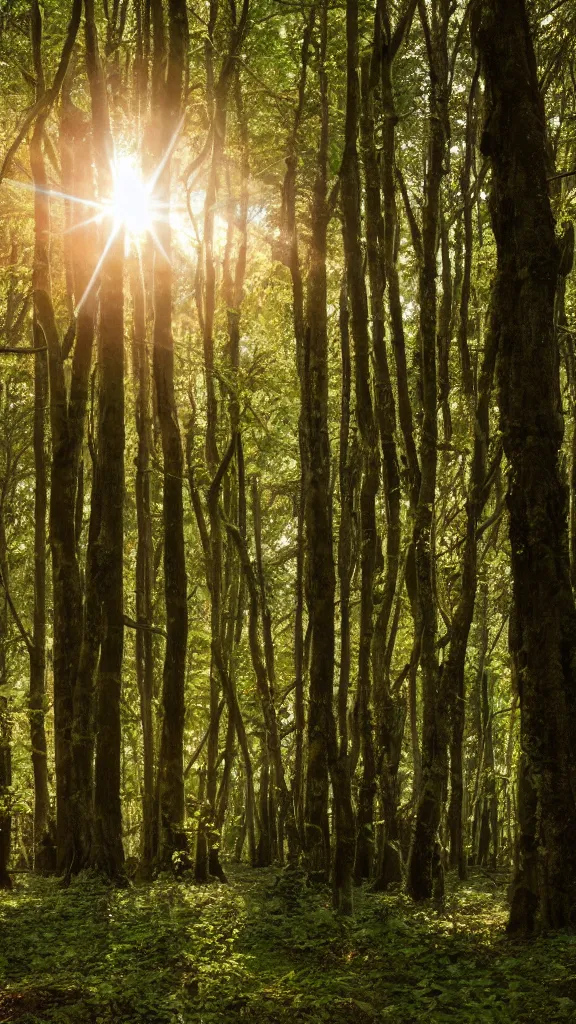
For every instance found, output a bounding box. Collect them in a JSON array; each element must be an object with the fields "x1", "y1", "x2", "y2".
[
  {"x1": 110, "y1": 155, "x2": 154, "y2": 239},
  {"x1": 3, "y1": 117, "x2": 186, "y2": 312}
]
